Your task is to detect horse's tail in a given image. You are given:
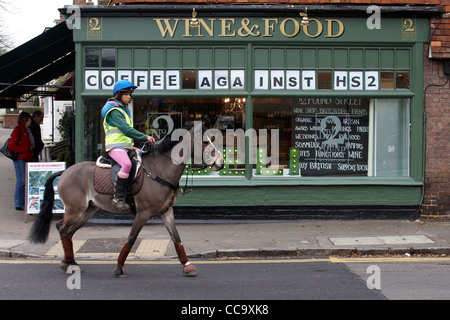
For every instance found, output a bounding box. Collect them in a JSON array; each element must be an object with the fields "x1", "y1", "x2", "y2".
[{"x1": 28, "y1": 171, "x2": 64, "y2": 244}]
